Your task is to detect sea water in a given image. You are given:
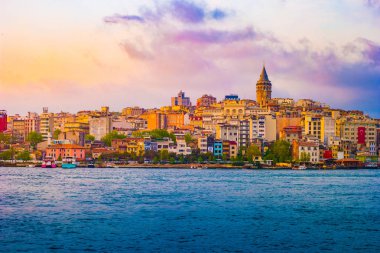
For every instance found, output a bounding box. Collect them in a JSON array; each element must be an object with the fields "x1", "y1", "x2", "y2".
[{"x1": 1, "y1": 167, "x2": 379, "y2": 252}]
